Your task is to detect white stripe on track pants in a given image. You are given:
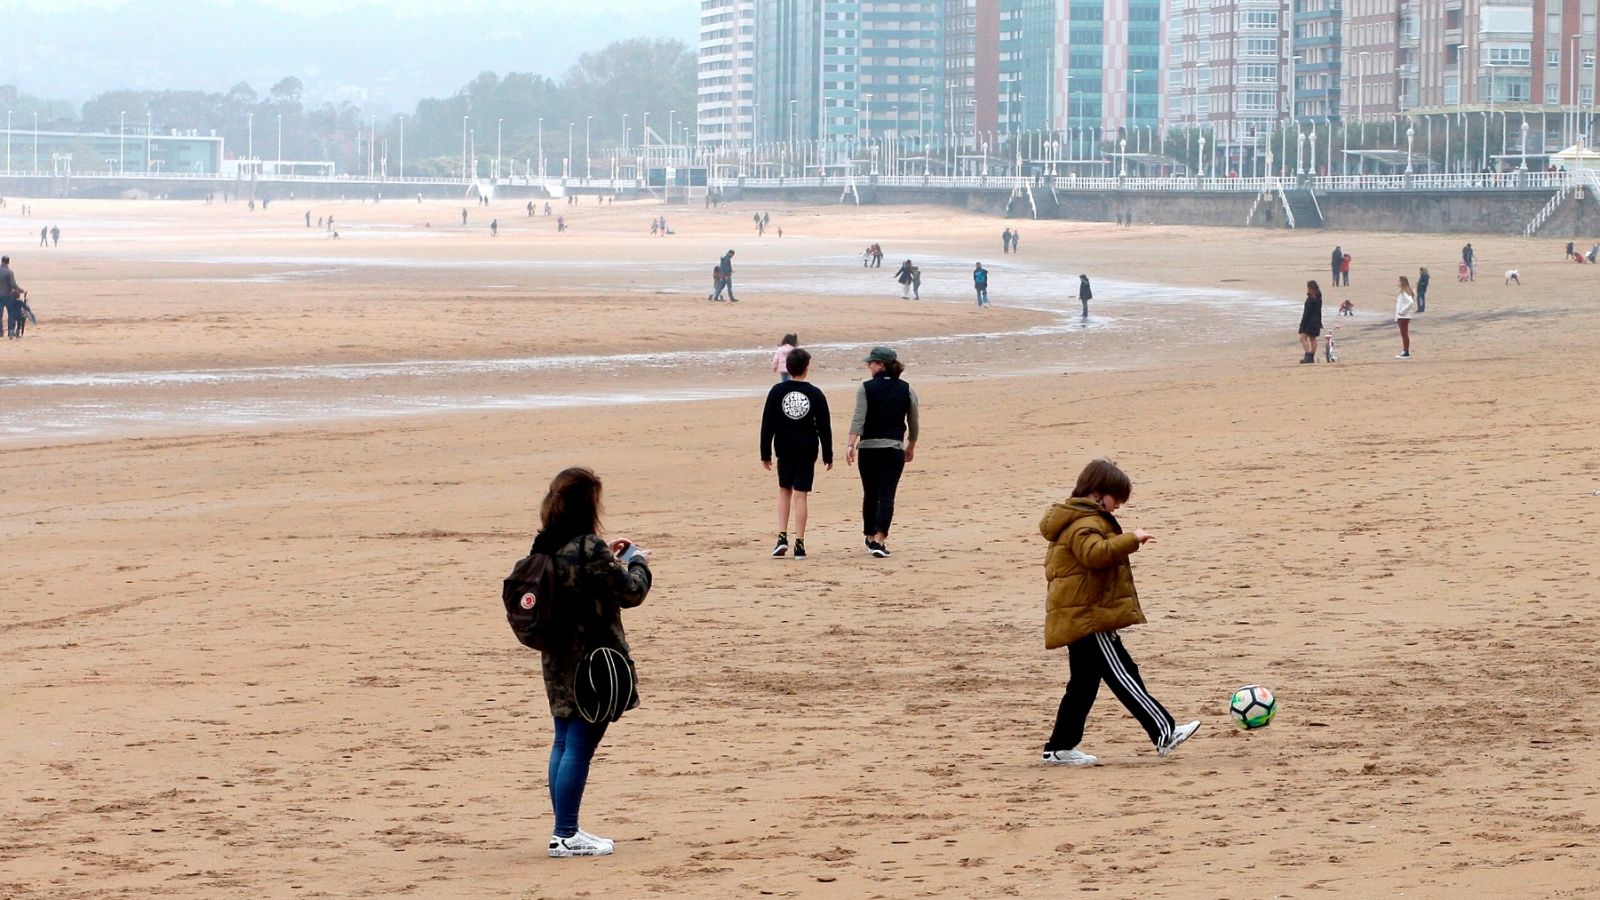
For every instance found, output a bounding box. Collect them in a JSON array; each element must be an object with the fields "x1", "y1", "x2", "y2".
[{"x1": 1045, "y1": 630, "x2": 1175, "y2": 752}]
